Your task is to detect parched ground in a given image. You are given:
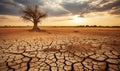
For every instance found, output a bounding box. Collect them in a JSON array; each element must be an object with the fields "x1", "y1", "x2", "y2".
[{"x1": 0, "y1": 27, "x2": 120, "y2": 71}]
